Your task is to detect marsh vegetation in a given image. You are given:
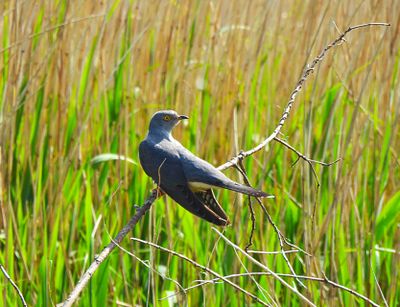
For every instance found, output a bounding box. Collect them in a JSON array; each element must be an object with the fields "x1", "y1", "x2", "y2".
[{"x1": 0, "y1": 1, "x2": 399, "y2": 306}]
